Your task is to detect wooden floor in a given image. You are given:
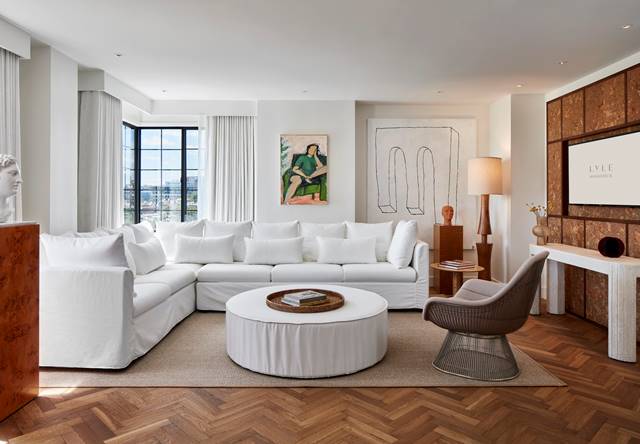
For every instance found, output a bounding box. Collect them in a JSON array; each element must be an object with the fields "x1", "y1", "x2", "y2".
[{"x1": 1, "y1": 311, "x2": 639, "y2": 443}]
